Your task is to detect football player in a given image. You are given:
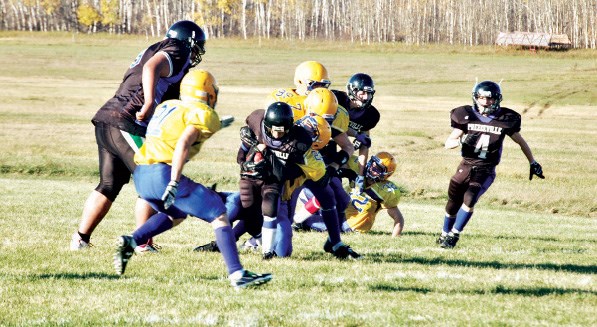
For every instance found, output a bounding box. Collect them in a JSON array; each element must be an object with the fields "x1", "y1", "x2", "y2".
[
  {"x1": 113, "y1": 69, "x2": 272, "y2": 289},
  {"x1": 292, "y1": 152, "x2": 405, "y2": 237},
  {"x1": 438, "y1": 80, "x2": 545, "y2": 248},
  {"x1": 273, "y1": 114, "x2": 362, "y2": 260},
  {"x1": 332, "y1": 73, "x2": 381, "y2": 194},
  {"x1": 234, "y1": 101, "x2": 314, "y2": 259},
  {"x1": 265, "y1": 60, "x2": 331, "y2": 121},
  {"x1": 71, "y1": 20, "x2": 207, "y2": 253}
]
